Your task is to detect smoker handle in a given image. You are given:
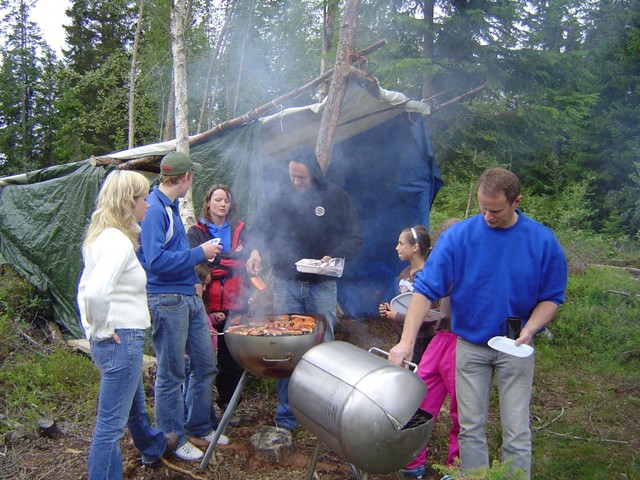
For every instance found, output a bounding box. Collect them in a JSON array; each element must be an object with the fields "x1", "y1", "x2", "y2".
[
  {"x1": 368, "y1": 347, "x2": 418, "y2": 372},
  {"x1": 262, "y1": 355, "x2": 292, "y2": 362}
]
